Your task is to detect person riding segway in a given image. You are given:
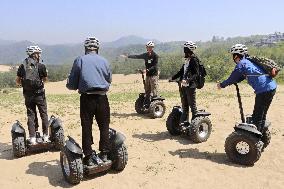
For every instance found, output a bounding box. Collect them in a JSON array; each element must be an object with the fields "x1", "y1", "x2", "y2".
[
  {"x1": 166, "y1": 41, "x2": 212, "y2": 143},
  {"x1": 63, "y1": 37, "x2": 128, "y2": 184},
  {"x1": 12, "y1": 46, "x2": 65, "y2": 157},
  {"x1": 16, "y1": 45, "x2": 50, "y2": 144},
  {"x1": 122, "y1": 41, "x2": 160, "y2": 104},
  {"x1": 218, "y1": 44, "x2": 277, "y2": 165}
]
